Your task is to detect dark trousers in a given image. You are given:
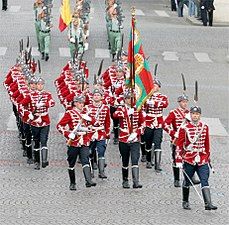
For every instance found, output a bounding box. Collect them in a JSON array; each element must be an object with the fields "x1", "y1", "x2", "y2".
[
  {"x1": 171, "y1": 144, "x2": 176, "y2": 165},
  {"x1": 2, "y1": 0, "x2": 7, "y2": 9},
  {"x1": 31, "y1": 125, "x2": 50, "y2": 149},
  {"x1": 144, "y1": 127, "x2": 163, "y2": 150},
  {"x1": 183, "y1": 162, "x2": 210, "y2": 188},
  {"x1": 90, "y1": 140, "x2": 106, "y2": 158},
  {"x1": 23, "y1": 123, "x2": 32, "y2": 146},
  {"x1": 119, "y1": 142, "x2": 140, "y2": 167},
  {"x1": 110, "y1": 106, "x2": 119, "y2": 139},
  {"x1": 201, "y1": 9, "x2": 214, "y2": 26},
  {"x1": 171, "y1": 0, "x2": 177, "y2": 11},
  {"x1": 67, "y1": 146, "x2": 90, "y2": 168}
]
